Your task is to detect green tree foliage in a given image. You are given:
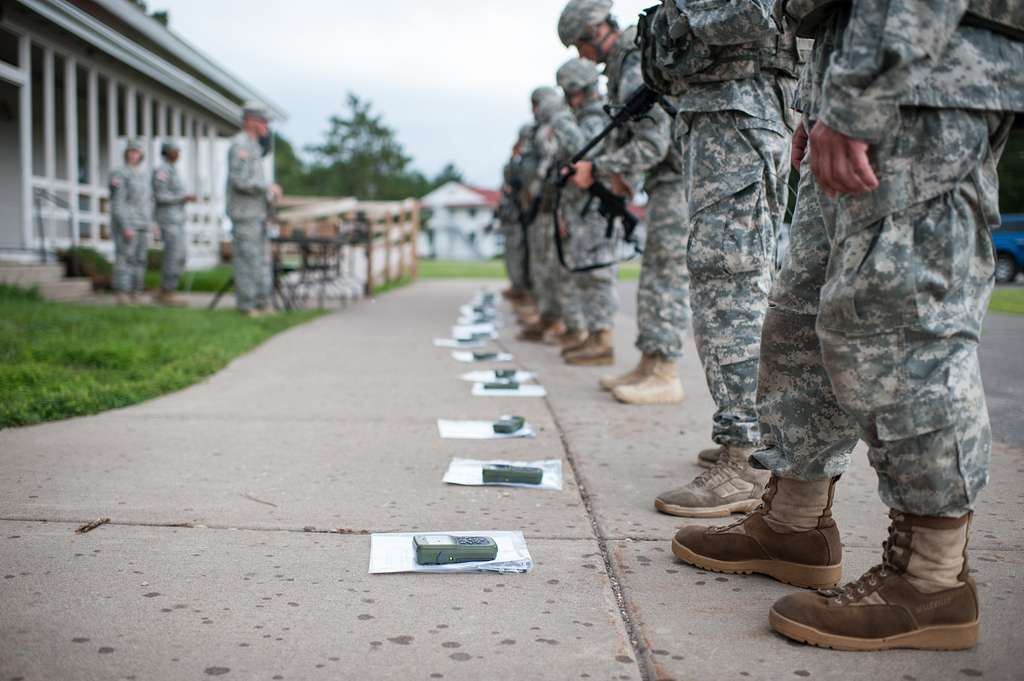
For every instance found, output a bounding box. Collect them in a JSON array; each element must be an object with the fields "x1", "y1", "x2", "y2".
[{"x1": 273, "y1": 93, "x2": 462, "y2": 200}]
